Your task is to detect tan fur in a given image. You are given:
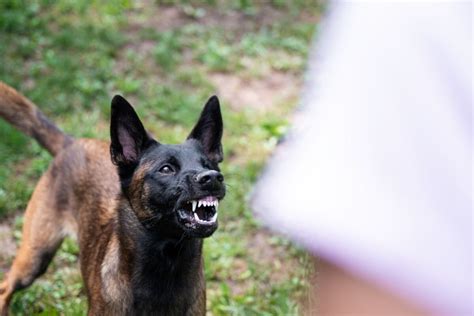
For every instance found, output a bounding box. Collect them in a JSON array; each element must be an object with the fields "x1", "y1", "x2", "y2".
[
  {"x1": 100, "y1": 234, "x2": 132, "y2": 314},
  {"x1": 128, "y1": 161, "x2": 156, "y2": 221}
]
